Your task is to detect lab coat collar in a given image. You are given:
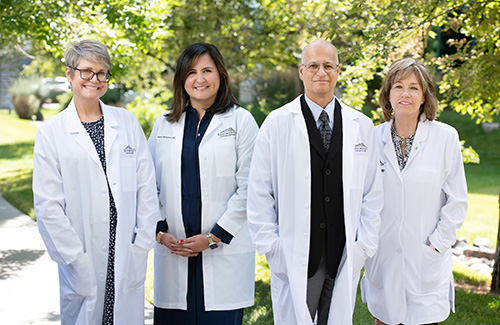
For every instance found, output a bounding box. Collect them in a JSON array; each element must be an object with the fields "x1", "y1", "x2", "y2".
[
  {"x1": 204, "y1": 105, "x2": 235, "y2": 139},
  {"x1": 381, "y1": 116, "x2": 431, "y2": 174},
  {"x1": 65, "y1": 99, "x2": 118, "y2": 173}
]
